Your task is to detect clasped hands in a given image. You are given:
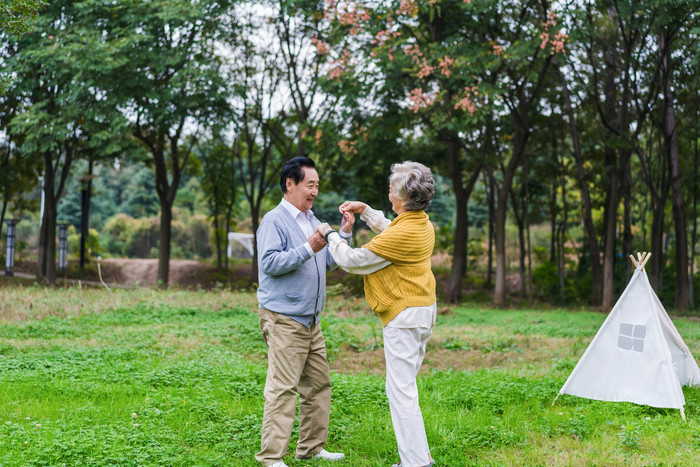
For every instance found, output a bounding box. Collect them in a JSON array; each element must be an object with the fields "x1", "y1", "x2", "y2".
[{"x1": 311, "y1": 201, "x2": 368, "y2": 253}]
